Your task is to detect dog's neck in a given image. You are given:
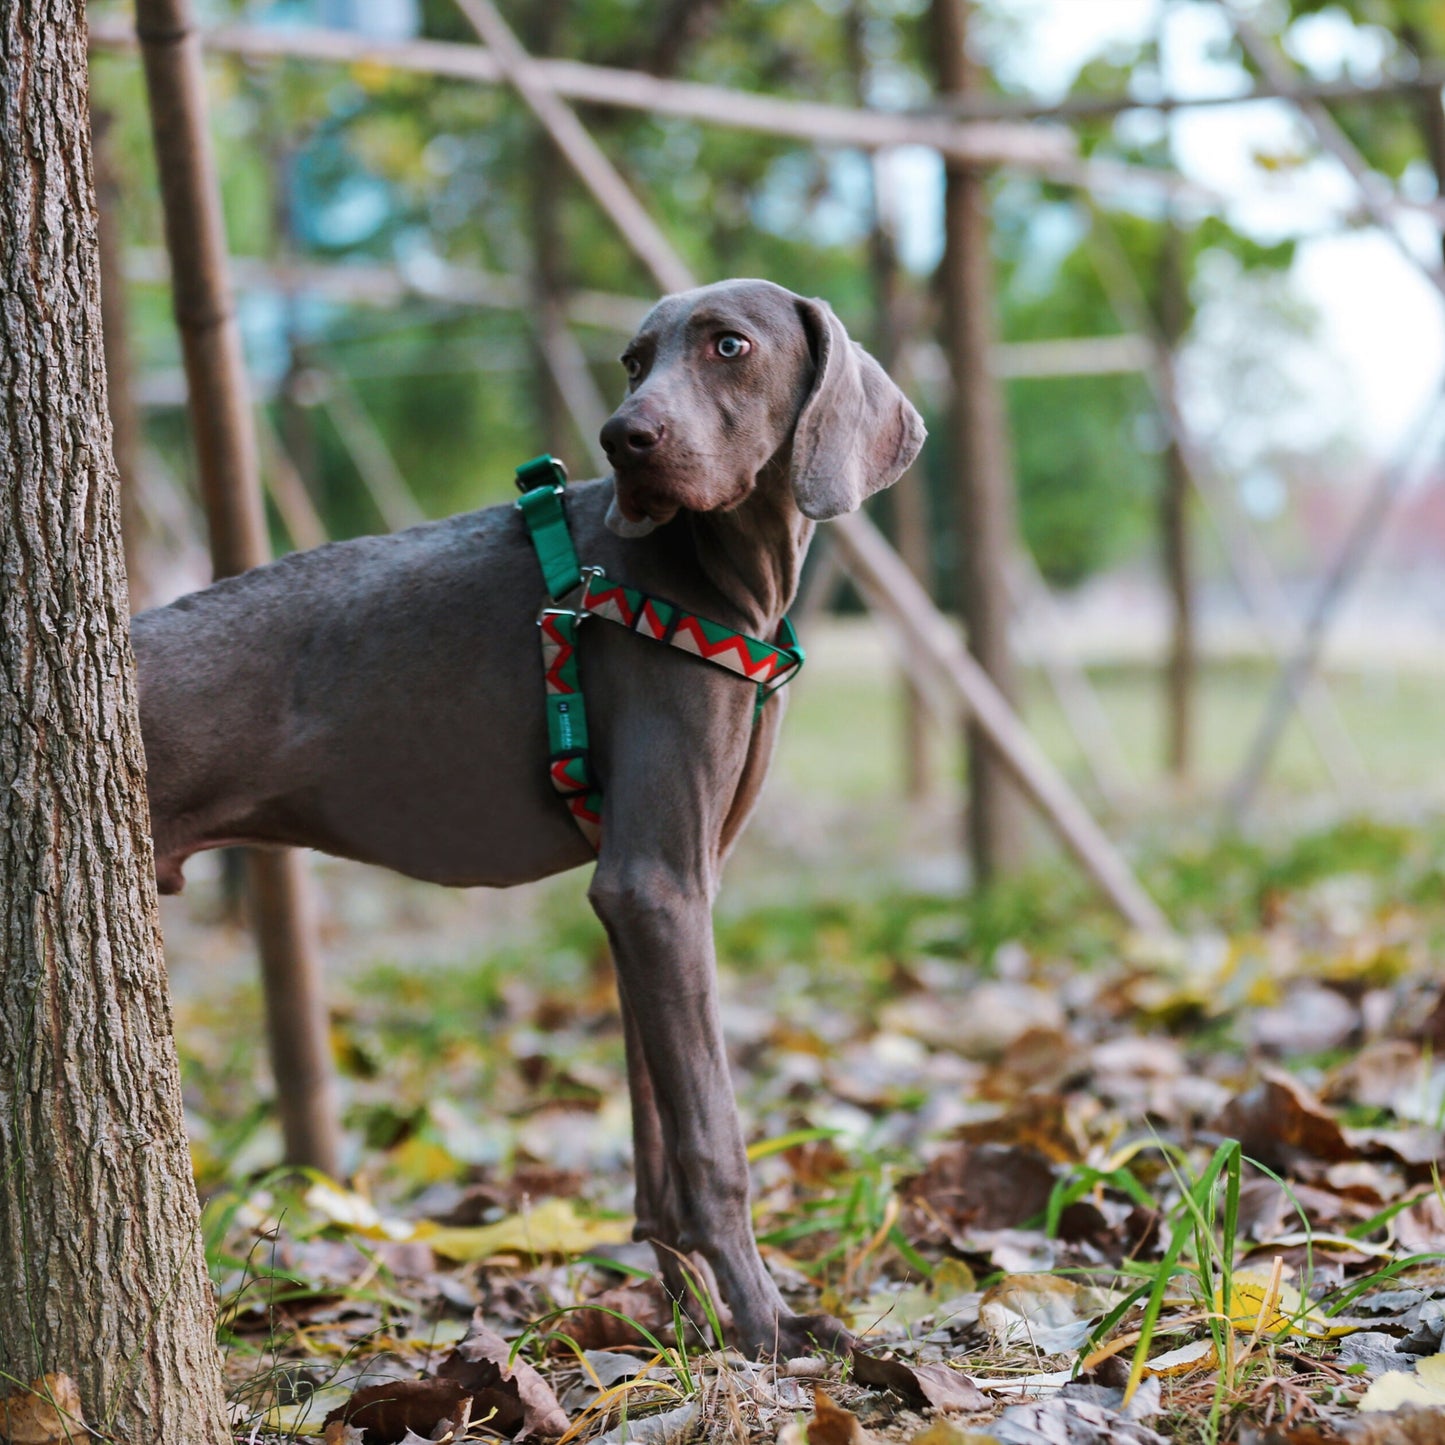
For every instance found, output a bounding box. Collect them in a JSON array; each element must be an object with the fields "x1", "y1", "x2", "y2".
[{"x1": 688, "y1": 464, "x2": 814, "y2": 633}]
